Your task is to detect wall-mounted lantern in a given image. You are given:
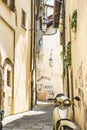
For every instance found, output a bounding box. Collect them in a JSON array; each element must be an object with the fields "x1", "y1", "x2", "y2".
[{"x1": 49, "y1": 57, "x2": 53, "y2": 67}]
